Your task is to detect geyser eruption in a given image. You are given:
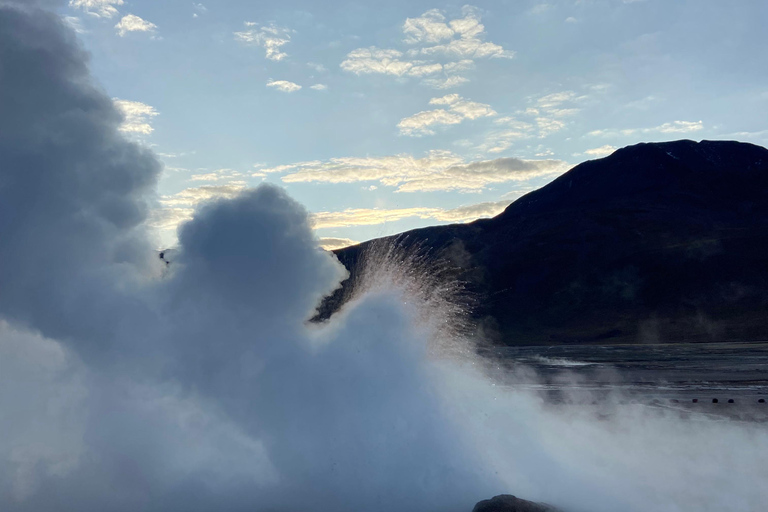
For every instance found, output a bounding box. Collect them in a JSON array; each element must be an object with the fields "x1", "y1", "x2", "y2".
[{"x1": 1, "y1": 2, "x2": 768, "y2": 512}]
